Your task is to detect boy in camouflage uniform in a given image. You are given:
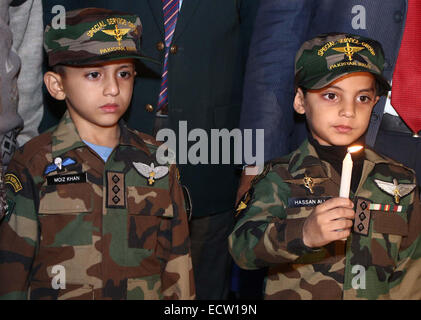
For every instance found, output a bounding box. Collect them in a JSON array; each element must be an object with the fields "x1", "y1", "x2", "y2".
[
  {"x1": 0, "y1": 8, "x2": 195, "y2": 300},
  {"x1": 229, "y1": 33, "x2": 421, "y2": 299}
]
